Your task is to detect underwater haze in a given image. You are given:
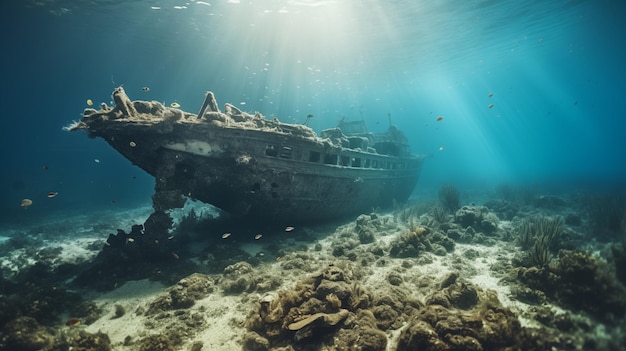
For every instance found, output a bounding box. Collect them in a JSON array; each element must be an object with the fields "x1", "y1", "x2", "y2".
[{"x1": 1, "y1": 0, "x2": 625, "y2": 224}]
